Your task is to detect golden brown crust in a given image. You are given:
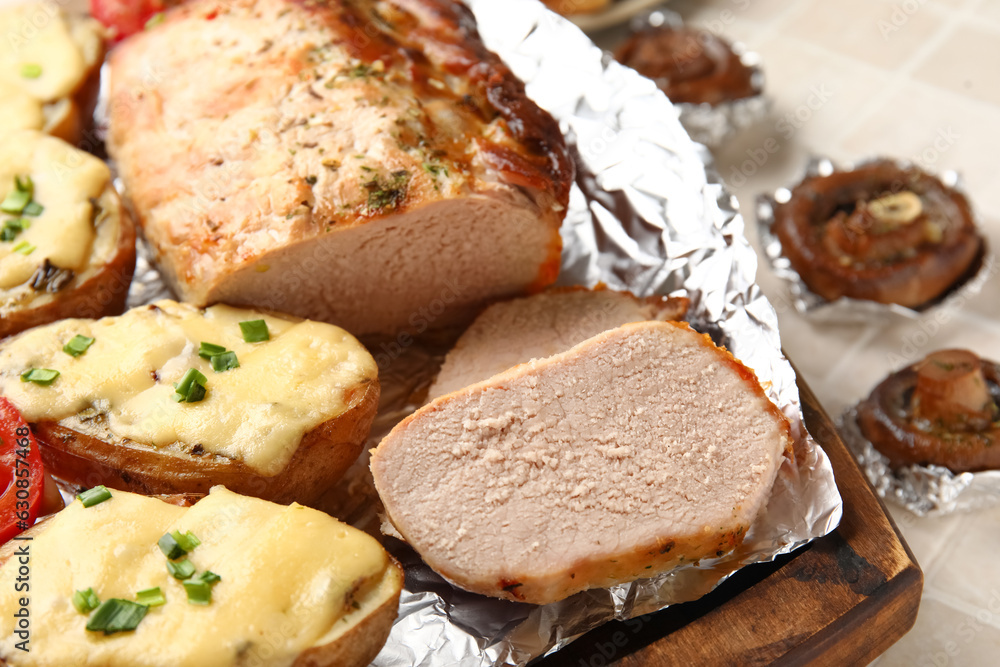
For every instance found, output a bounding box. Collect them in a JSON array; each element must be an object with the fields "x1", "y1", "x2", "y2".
[
  {"x1": 107, "y1": 0, "x2": 572, "y2": 332},
  {"x1": 857, "y1": 354, "x2": 1000, "y2": 473},
  {"x1": 32, "y1": 378, "x2": 379, "y2": 506},
  {"x1": 773, "y1": 160, "x2": 984, "y2": 308},
  {"x1": 0, "y1": 196, "x2": 137, "y2": 340}
]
